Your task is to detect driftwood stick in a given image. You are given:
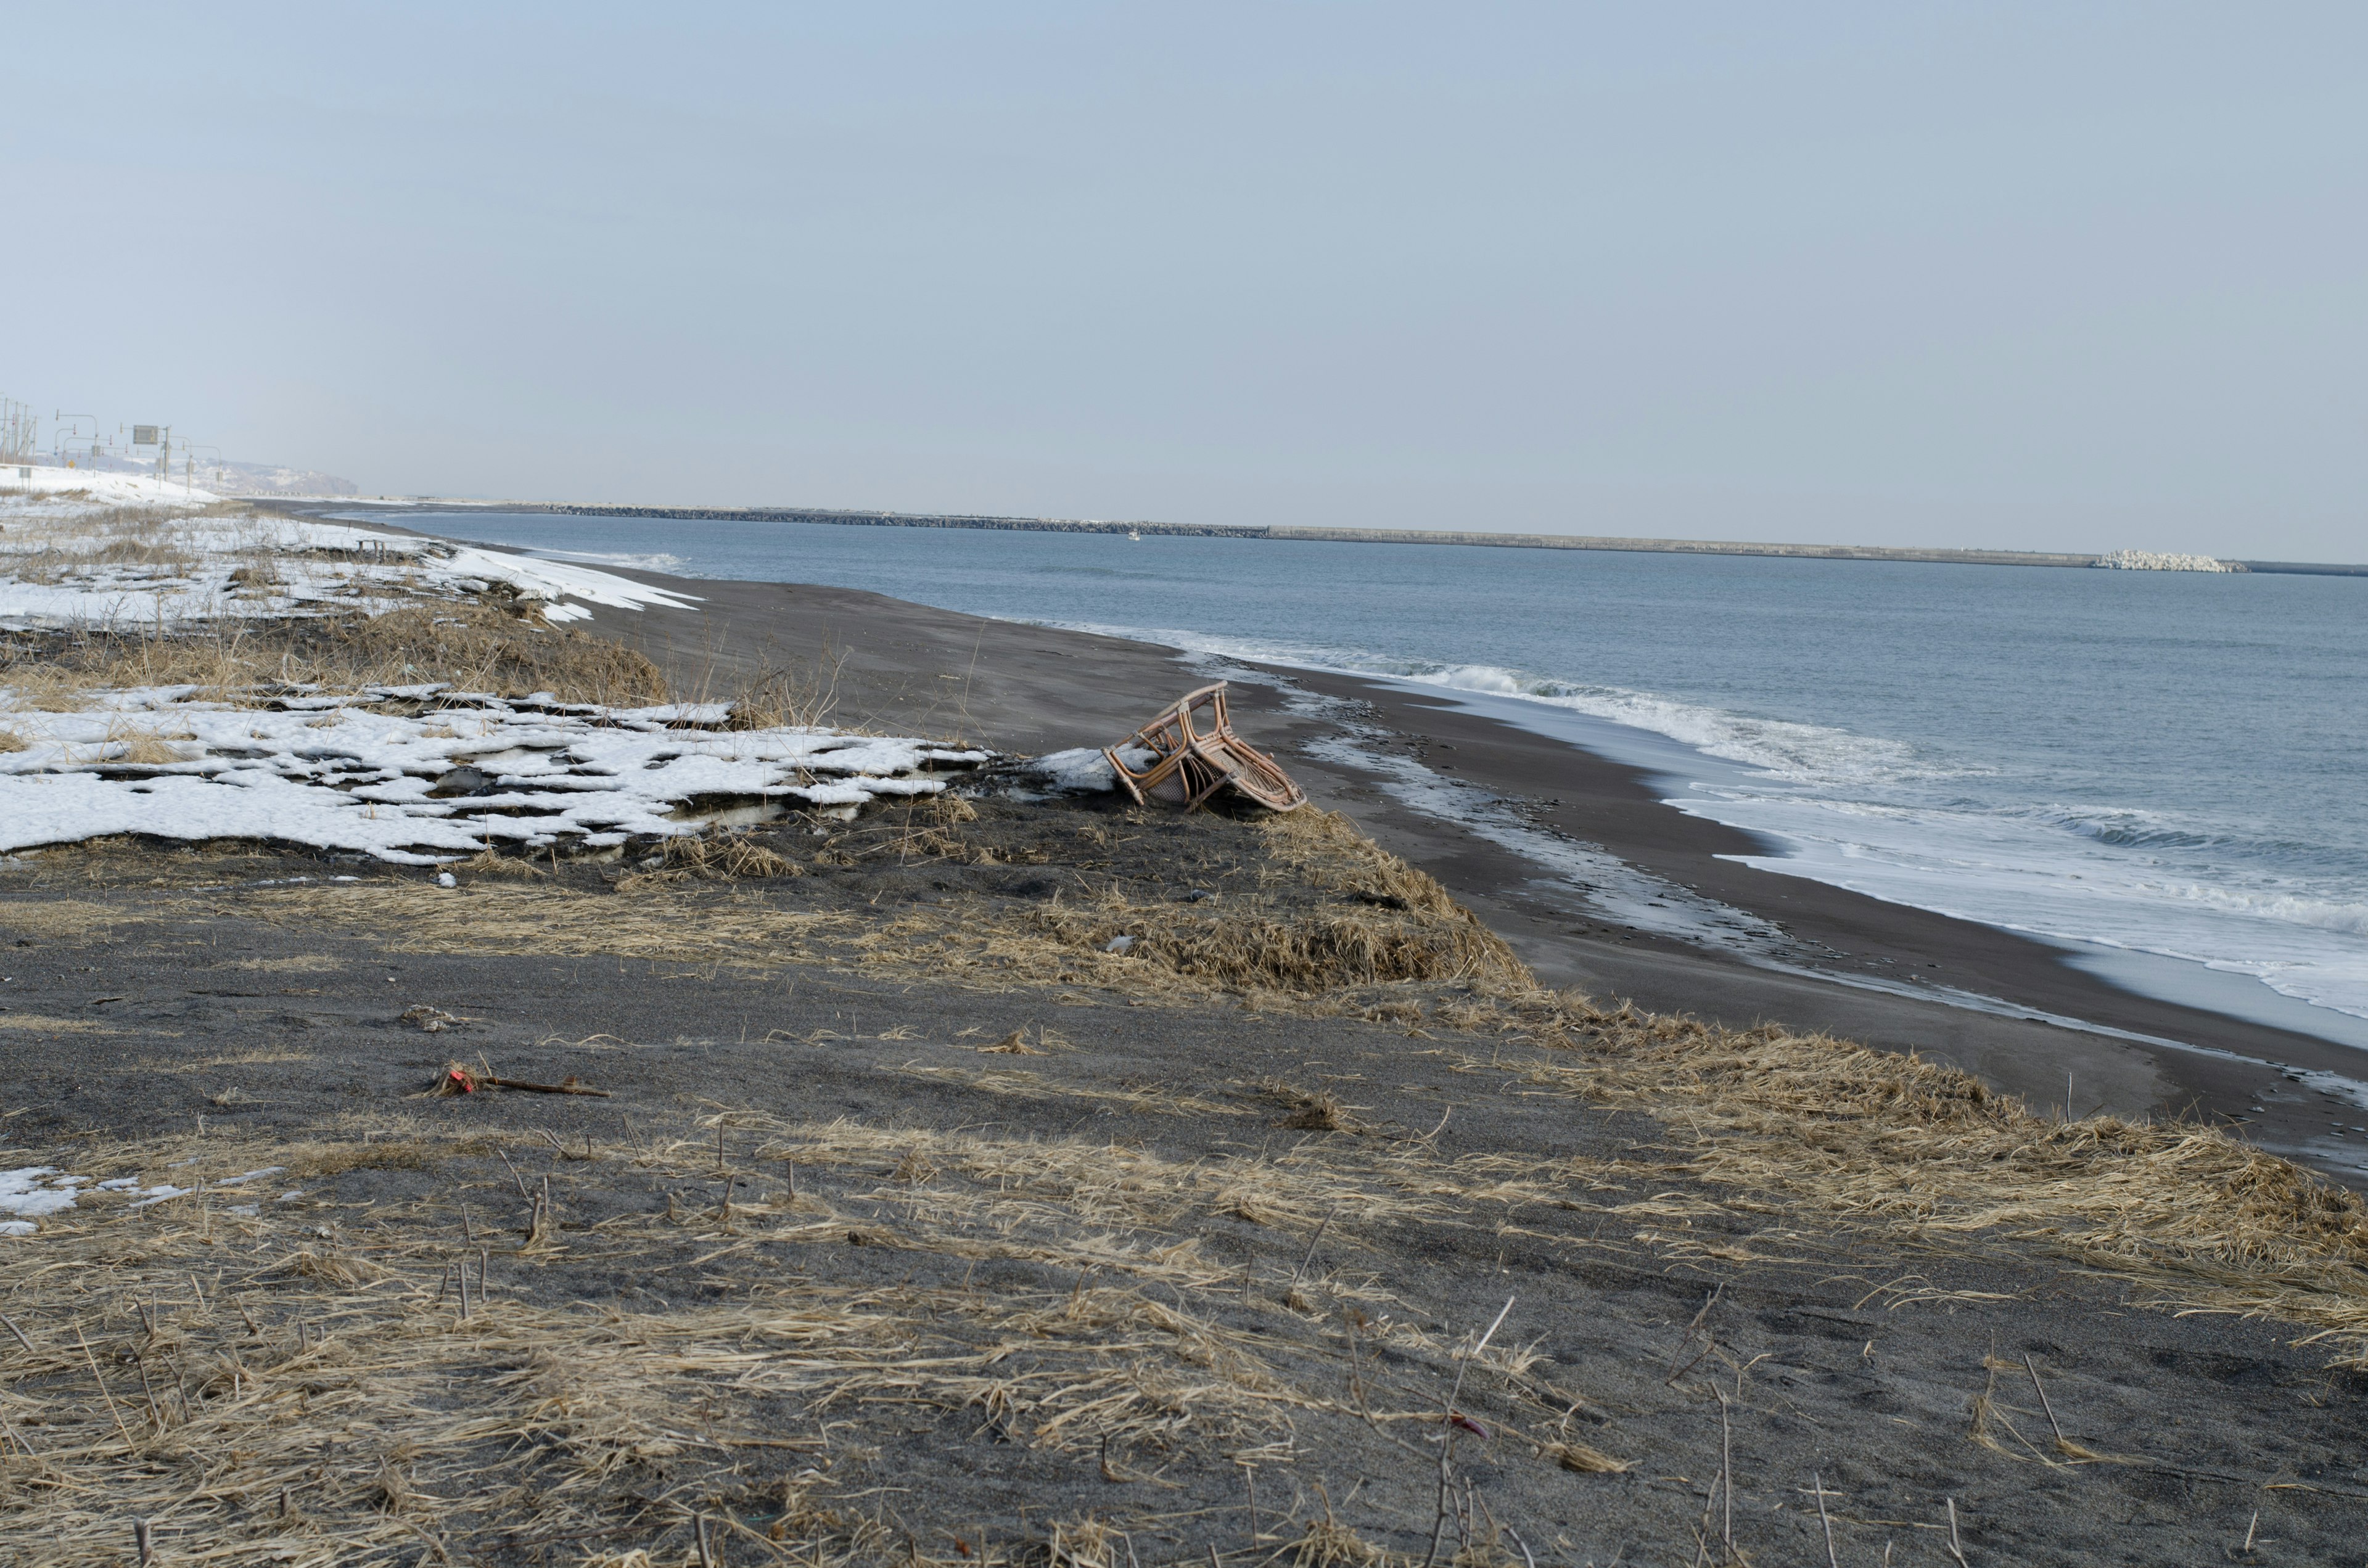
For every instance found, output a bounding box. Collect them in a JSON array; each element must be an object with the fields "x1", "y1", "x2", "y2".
[
  {"x1": 2023, "y1": 1354, "x2": 2069, "y2": 1447},
  {"x1": 1290, "y1": 1210, "x2": 1335, "y2": 1285},
  {"x1": 1722, "y1": 1402, "x2": 1736, "y2": 1559},
  {"x1": 77, "y1": 1328, "x2": 131, "y2": 1445},
  {"x1": 1424, "y1": 1295, "x2": 1516, "y2": 1568}
]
